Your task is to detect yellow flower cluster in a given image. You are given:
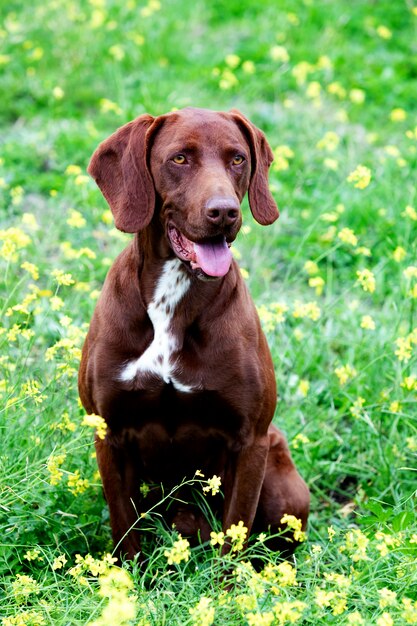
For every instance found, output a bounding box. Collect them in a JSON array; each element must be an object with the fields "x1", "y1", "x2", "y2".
[
  {"x1": 394, "y1": 328, "x2": 417, "y2": 362},
  {"x1": 67, "y1": 470, "x2": 90, "y2": 495},
  {"x1": 292, "y1": 300, "x2": 321, "y2": 321},
  {"x1": 189, "y1": 597, "x2": 215, "y2": 626},
  {"x1": 2, "y1": 611, "x2": 45, "y2": 626},
  {"x1": 46, "y1": 452, "x2": 67, "y2": 486},
  {"x1": 356, "y1": 268, "x2": 376, "y2": 293},
  {"x1": 12, "y1": 574, "x2": 40, "y2": 604},
  {"x1": 334, "y1": 364, "x2": 357, "y2": 385},
  {"x1": 0, "y1": 227, "x2": 31, "y2": 261},
  {"x1": 88, "y1": 567, "x2": 136, "y2": 626},
  {"x1": 226, "y1": 521, "x2": 248, "y2": 552},
  {"x1": 272, "y1": 145, "x2": 295, "y2": 171},
  {"x1": 280, "y1": 514, "x2": 306, "y2": 542},
  {"x1": 82, "y1": 413, "x2": 108, "y2": 440},
  {"x1": 338, "y1": 227, "x2": 358, "y2": 246},
  {"x1": 69, "y1": 553, "x2": 117, "y2": 582},
  {"x1": 202, "y1": 474, "x2": 222, "y2": 496},
  {"x1": 164, "y1": 535, "x2": 191, "y2": 565},
  {"x1": 347, "y1": 165, "x2": 372, "y2": 189}
]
